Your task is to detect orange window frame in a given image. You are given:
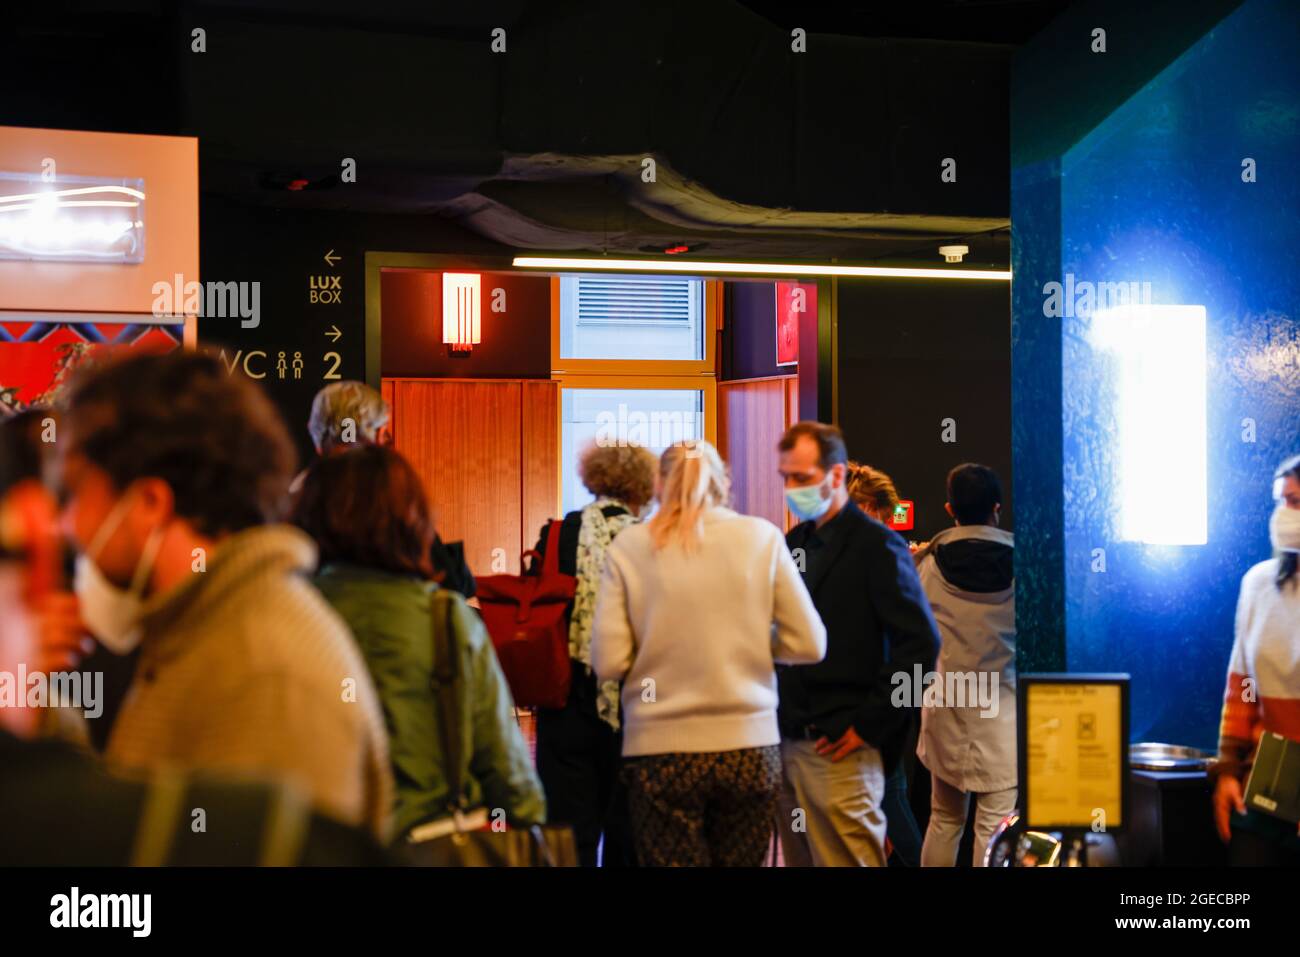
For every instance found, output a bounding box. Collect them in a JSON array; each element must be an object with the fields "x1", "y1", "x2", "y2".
[{"x1": 549, "y1": 275, "x2": 720, "y2": 378}]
